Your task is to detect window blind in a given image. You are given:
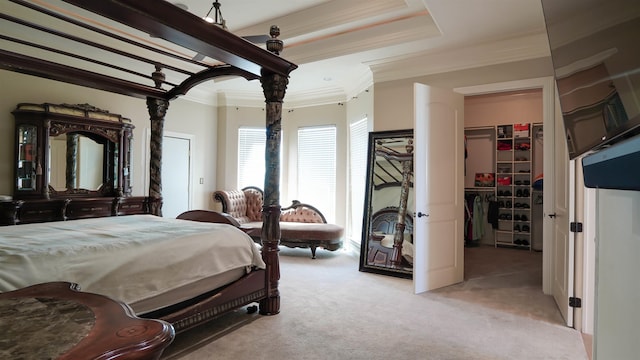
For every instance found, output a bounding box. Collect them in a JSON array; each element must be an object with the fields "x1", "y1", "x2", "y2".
[
  {"x1": 238, "y1": 127, "x2": 266, "y2": 189},
  {"x1": 297, "y1": 126, "x2": 336, "y2": 223},
  {"x1": 349, "y1": 118, "x2": 368, "y2": 244}
]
